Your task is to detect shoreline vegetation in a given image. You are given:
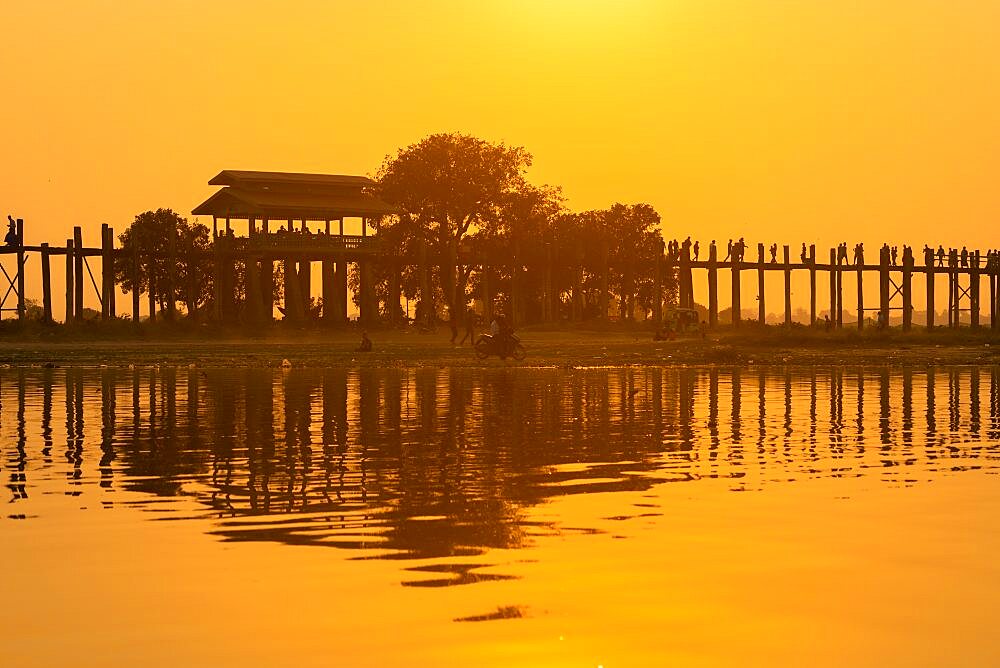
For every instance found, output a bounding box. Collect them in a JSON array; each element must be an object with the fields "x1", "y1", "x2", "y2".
[{"x1": 1, "y1": 321, "x2": 997, "y2": 368}]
